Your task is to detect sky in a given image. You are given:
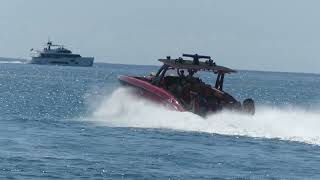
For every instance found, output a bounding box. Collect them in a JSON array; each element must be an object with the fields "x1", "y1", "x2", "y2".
[{"x1": 0, "y1": 0, "x2": 319, "y2": 73}]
